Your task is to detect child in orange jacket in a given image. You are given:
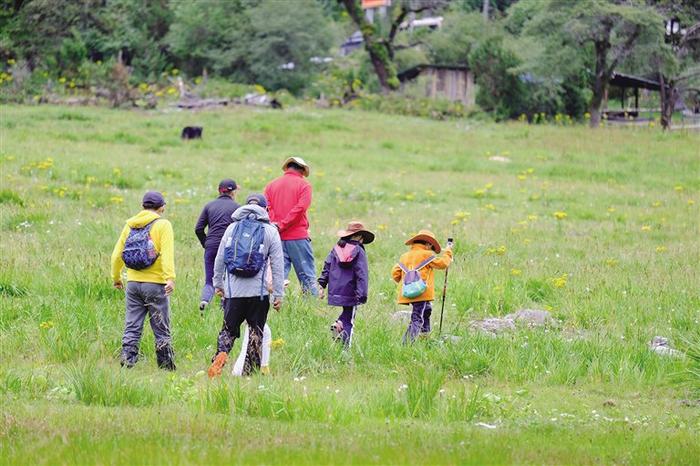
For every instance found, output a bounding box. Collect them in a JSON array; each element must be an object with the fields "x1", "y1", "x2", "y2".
[{"x1": 391, "y1": 230, "x2": 452, "y2": 343}]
